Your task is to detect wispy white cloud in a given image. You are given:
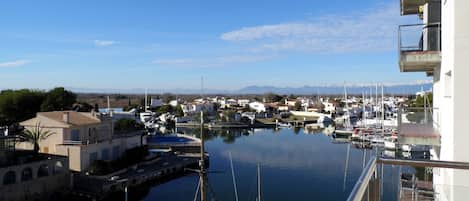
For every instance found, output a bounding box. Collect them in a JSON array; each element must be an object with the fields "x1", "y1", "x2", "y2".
[
  {"x1": 152, "y1": 58, "x2": 193, "y2": 65},
  {"x1": 0, "y1": 60, "x2": 29, "y2": 68},
  {"x1": 221, "y1": 3, "x2": 416, "y2": 53},
  {"x1": 94, "y1": 40, "x2": 118, "y2": 47},
  {"x1": 215, "y1": 55, "x2": 273, "y2": 63},
  {"x1": 152, "y1": 54, "x2": 274, "y2": 67}
]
